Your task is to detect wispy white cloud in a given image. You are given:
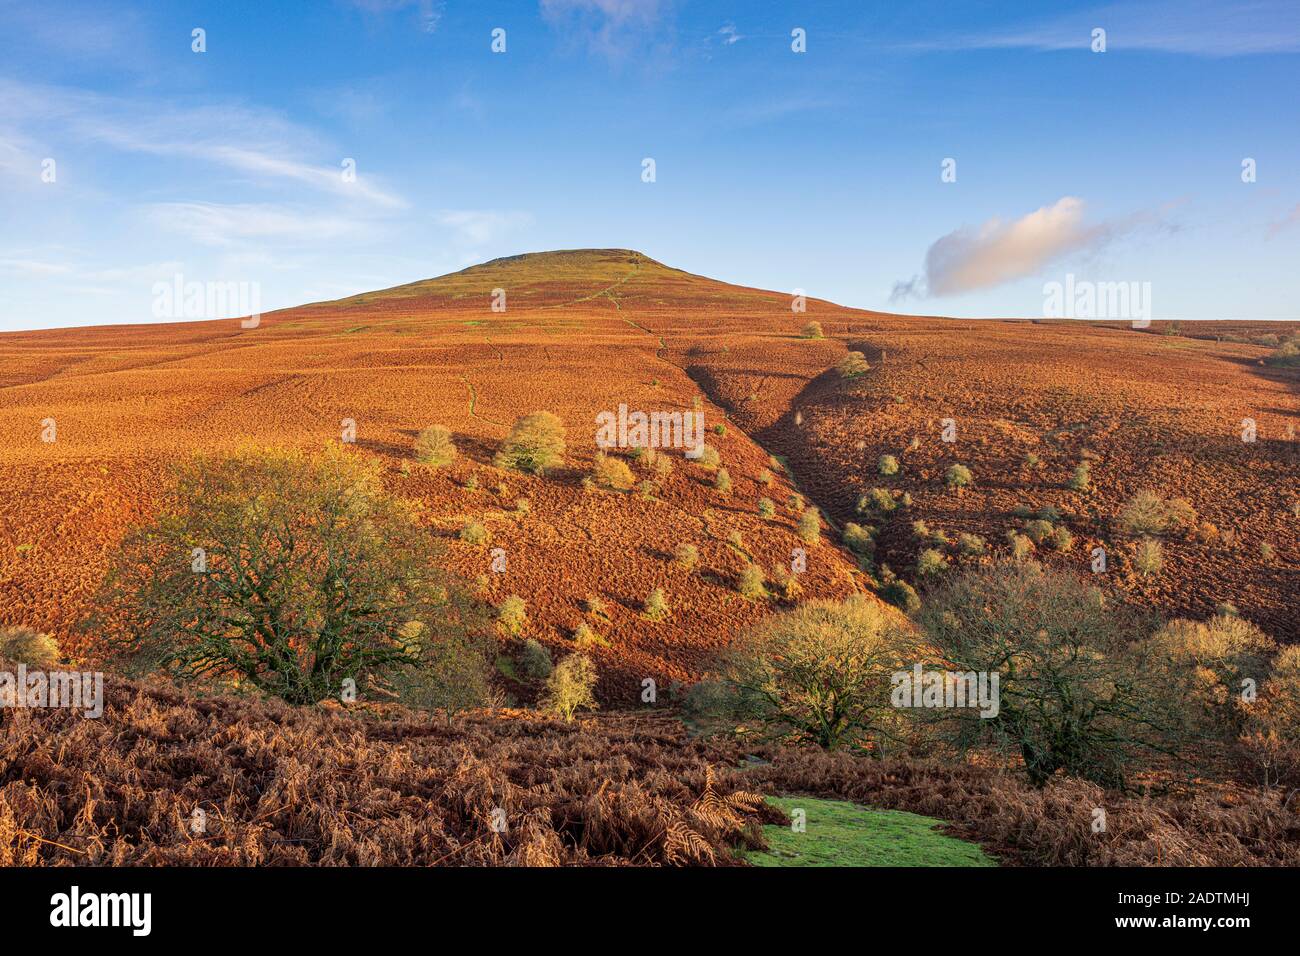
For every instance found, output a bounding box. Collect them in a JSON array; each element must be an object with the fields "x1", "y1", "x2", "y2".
[
  {"x1": 717, "y1": 23, "x2": 743, "y2": 46},
  {"x1": 347, "y1": 0, "x2": 445, "y2": 33},
  {"x1": 892, "y1": 197, "x2": 1178, "y2": 299},
  {"x1": 900, "y1": 0, "x2": 1300, "y2": 57},
  {"x1": 434, "y1": 210, "x2": 533, "y2": 246},
  {"x1": 144, "y1": 202, "x2": 369, "y2": 247},
  {"x1": 540, "y1": 0, "x2": 671, "y2": 58},
  {"x1": 0, "y1": 79, "x2": 406, "y2": 209}
]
